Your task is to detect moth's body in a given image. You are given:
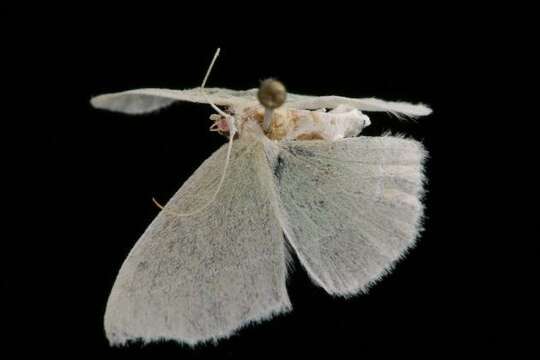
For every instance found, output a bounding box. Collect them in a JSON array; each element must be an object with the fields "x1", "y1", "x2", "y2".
[
  {"x1": 213, "y1": 104, "x2": 370, "y2": 141},
  {"x1": 91, "y1": 66, "x2": 431, "y2": 346}
]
